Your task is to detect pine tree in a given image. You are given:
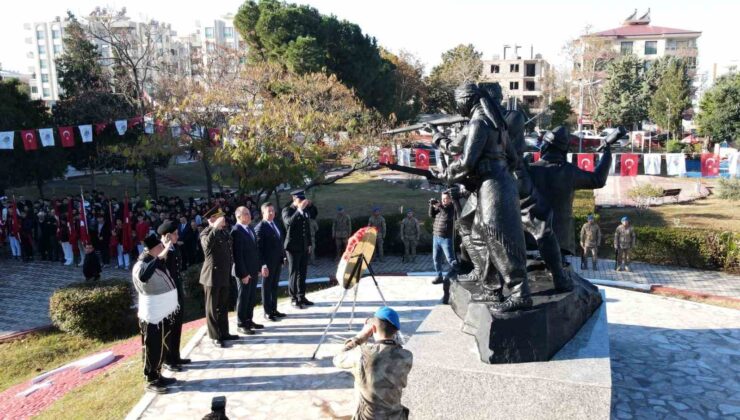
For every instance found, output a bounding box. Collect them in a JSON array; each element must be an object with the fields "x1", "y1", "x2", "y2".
[
  {"x1": 55, "y1": 12, "x2": 106, "y2": 98},
  {"x1": 696, "y1": 73, "x2": 740, "y2": 144},
  {"x1": 595, "y1": 55, "x2": 646, "y2": 128},
  {"x1": 648, "y1": 58, "x2": 691, "y2": 139}
]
